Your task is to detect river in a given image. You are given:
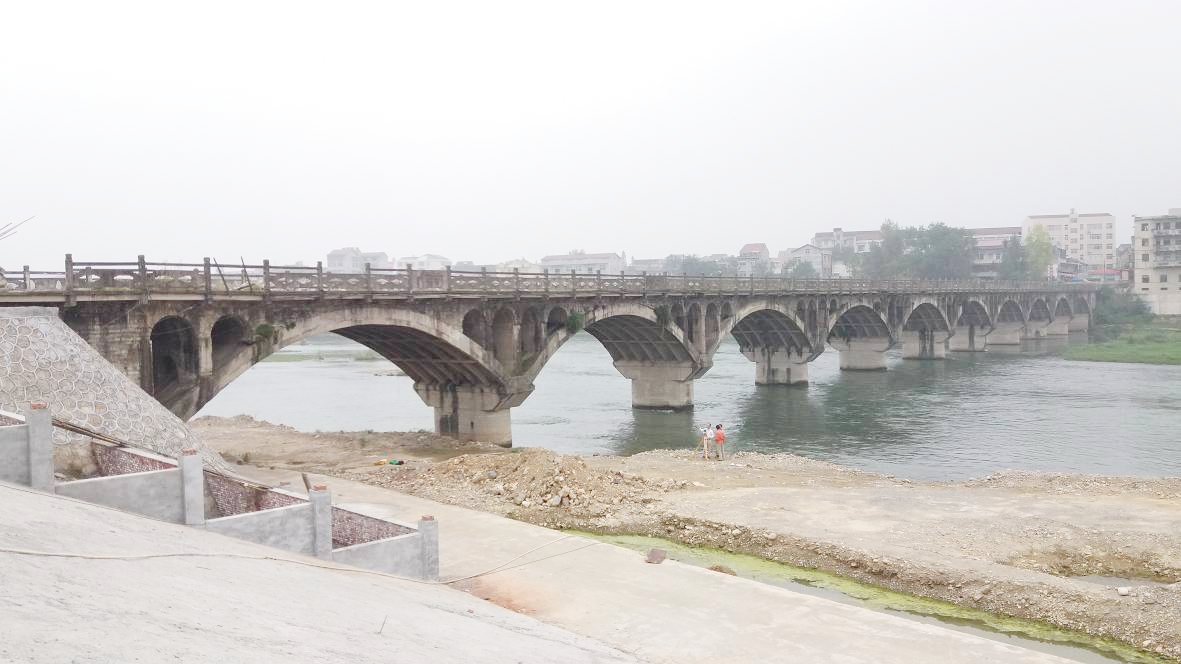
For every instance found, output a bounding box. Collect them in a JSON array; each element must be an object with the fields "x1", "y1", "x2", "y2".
[{"x1": 196, "y1": 333, "x2": 1181, "y2": 481}]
